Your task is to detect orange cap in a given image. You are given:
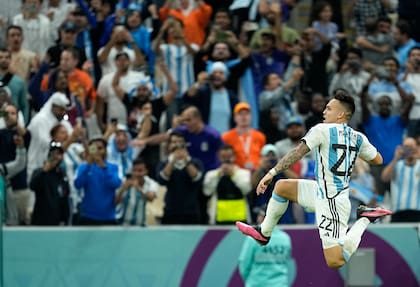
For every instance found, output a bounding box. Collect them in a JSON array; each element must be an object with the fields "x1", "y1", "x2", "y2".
[{"x1": 234, "y1": 102, "x2": 251, "y2": 115}]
